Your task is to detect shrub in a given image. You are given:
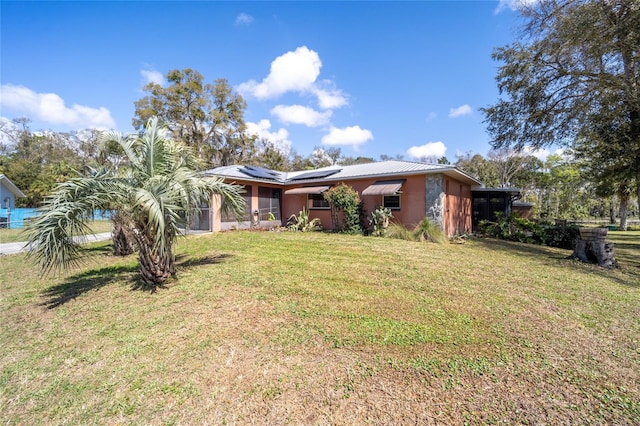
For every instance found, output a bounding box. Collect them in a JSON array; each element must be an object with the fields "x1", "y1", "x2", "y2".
[
  {"x1": 478, "y1": 213, "x2": 581, "y2": 249},
  {"x1": 286, "y1": 208, "x2": 322, "y2": 232},
  {"x1": 541, "y1": 223, "x2": 580, "y2": 249},
  {"x1": 385, "y1": 217, "x2": 446, "y2": 244},
  {"x1": 369, "y1": 206, "x2": 393, "y2": 237},
  {"x1": 323, "y1": 184, "x2": 363, "y2": 234},
  {"x1": 478, "y1": 212, "x2": 542, "y2": 244},
  {"x1": 413, "y1": 217, "x2": 447, "y2": 244}
]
